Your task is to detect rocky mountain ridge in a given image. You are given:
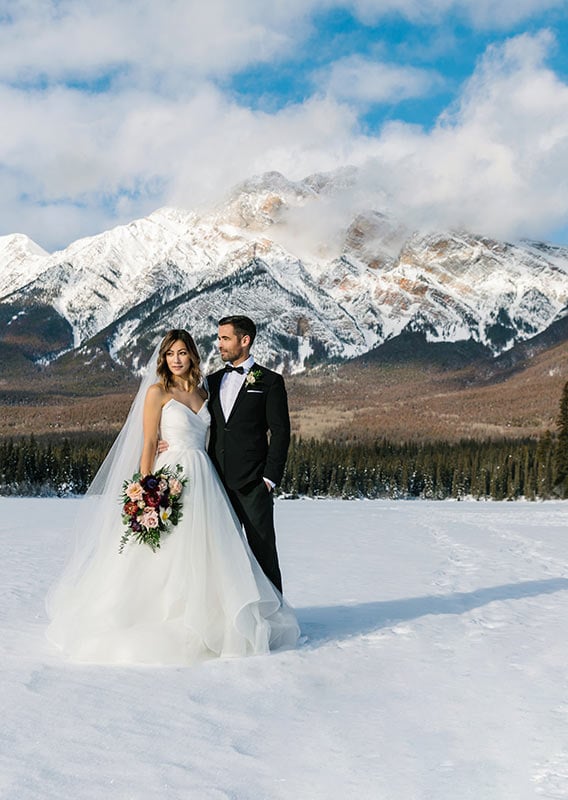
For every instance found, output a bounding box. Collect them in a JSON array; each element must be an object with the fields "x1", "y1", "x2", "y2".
[{"x1": 1, "y1": 169, "x2": 567, "y2": 377}]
